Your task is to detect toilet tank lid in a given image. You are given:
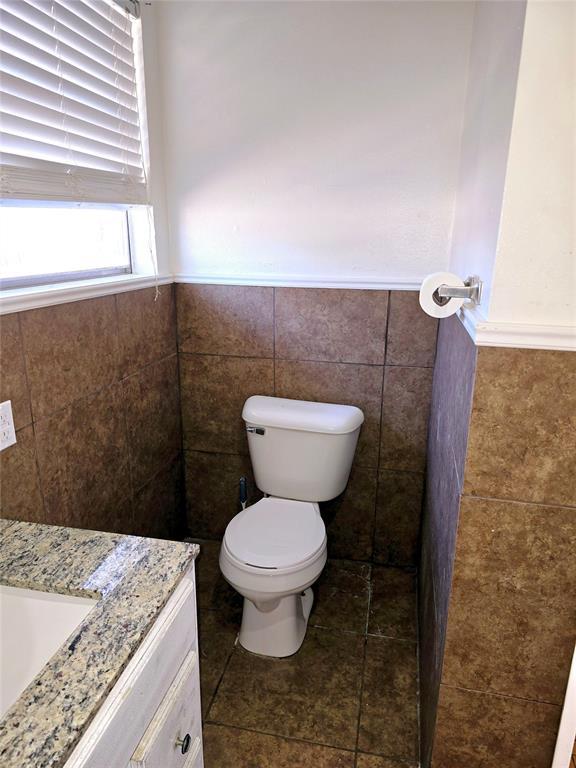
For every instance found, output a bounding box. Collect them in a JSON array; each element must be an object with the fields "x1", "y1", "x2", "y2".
[{"x1": 243, "y1": 396, "x2": 364, "y2": 434}]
